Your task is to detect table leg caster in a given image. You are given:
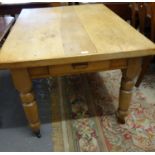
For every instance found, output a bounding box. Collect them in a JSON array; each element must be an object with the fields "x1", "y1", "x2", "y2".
[
  {"x1": 33, "y1": 130, "x2": 41, "y2": 138},
  {"x1": 116, "y1": 111, "x2": 126, "y2": 124},
  {"x1": 117, "y1": 117, "x2": 125, "y2": 124}
]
